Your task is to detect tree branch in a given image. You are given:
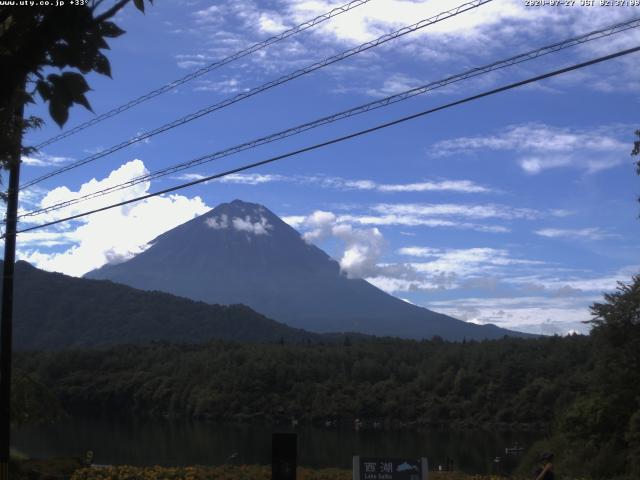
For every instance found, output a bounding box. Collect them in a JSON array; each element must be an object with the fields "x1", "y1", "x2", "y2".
[
  {"x1": 94, "y1": 0, "x2": 131, "y2": 23},
  {"x1": 91, "y1": 0, "x2": 107, "y2": 12}
]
